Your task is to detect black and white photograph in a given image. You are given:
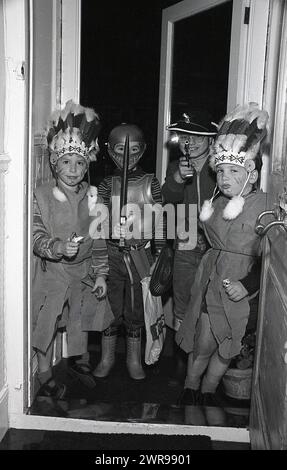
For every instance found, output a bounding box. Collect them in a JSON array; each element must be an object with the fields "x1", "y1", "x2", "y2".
[{"x1": 0, "y1": 0, "x2": 287, "y2": 454}]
